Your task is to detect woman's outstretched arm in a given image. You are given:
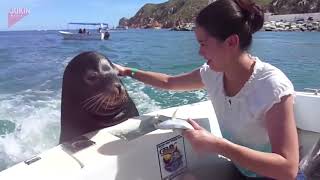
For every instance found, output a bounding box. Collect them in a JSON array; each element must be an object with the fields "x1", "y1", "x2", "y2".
[{"x1": 114, "y1": 64, "x2": 204, "y2": 91}]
